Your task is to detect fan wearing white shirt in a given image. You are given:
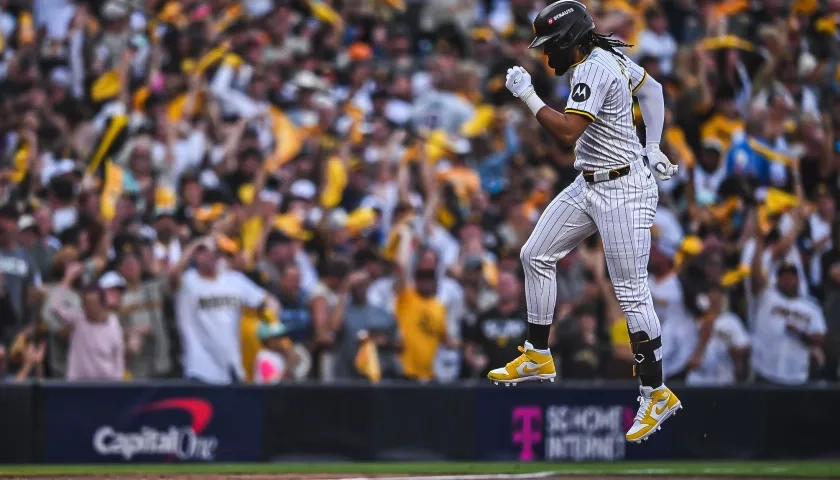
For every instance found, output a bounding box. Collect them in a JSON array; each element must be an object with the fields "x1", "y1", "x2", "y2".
[
  {"x1": 684, "y1": 284, "x2": 749, "y2": 386},
  {"x1": 741, "y1": 209, "x2": 809, "y2": 328},
  {"x1": 170, "y1": 236, "x2": 281, "y2": 385},
  {"x1": 749, "y1": 230, "x2": 826, "y2": 385},
  {"x1": 648, "y1": 247, "x2": 697, "y2": 380},
  {"x1": 692, "y1": 140, "x2": 728, "y2": 206},
  {"x1": 636, "y1": 8, "x2": 677, "y2": 75}
]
